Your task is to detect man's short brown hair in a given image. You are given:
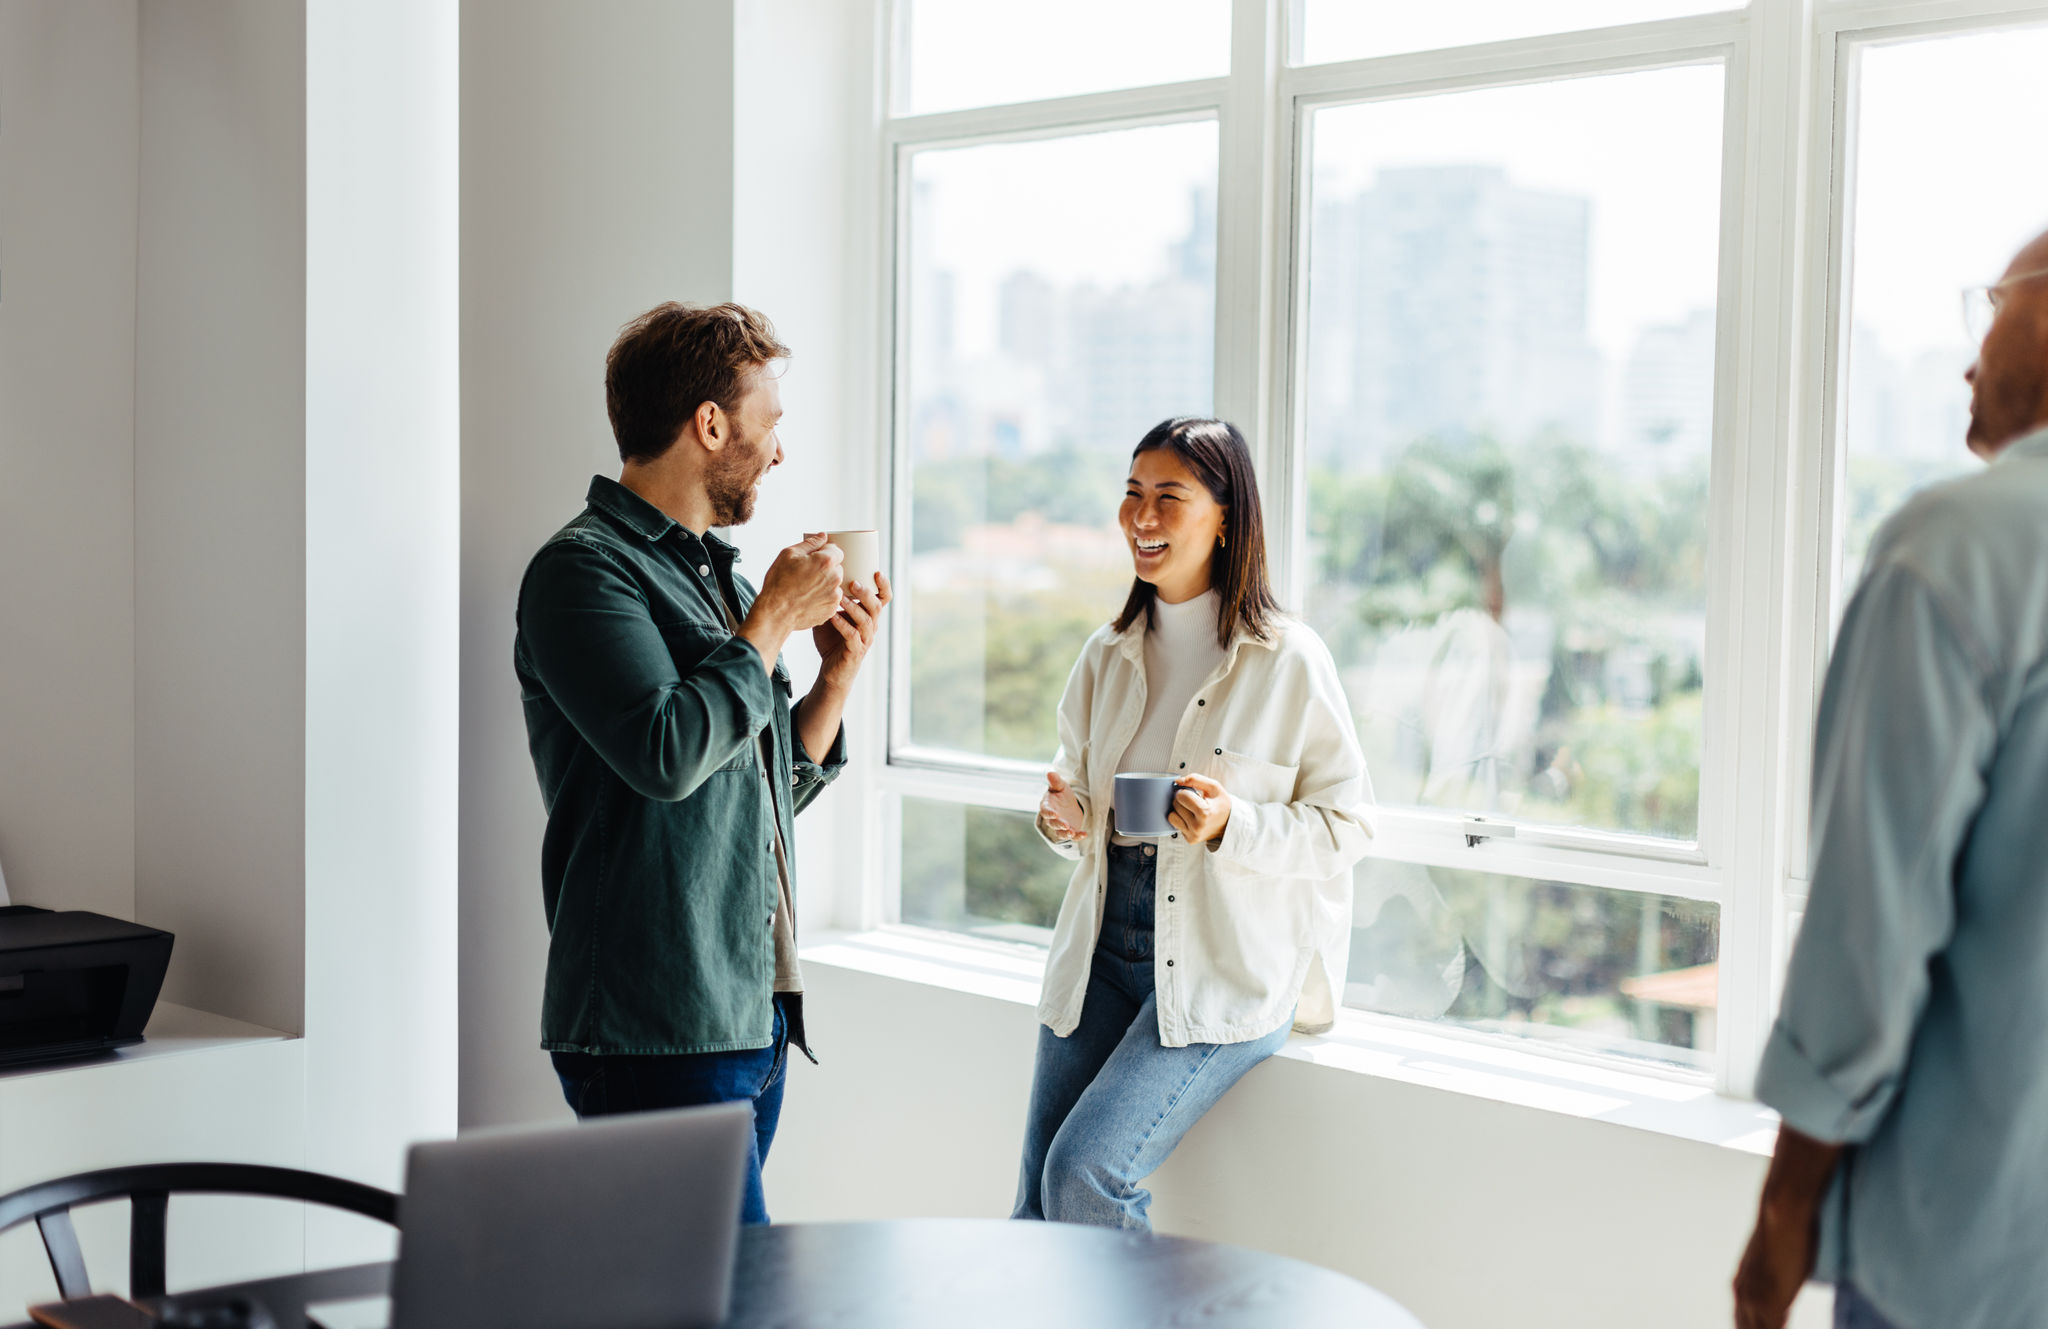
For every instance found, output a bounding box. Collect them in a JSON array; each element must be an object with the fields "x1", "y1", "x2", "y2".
[{"x1": 604, "y1": 302, "x2": 791, "y2": 463}]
